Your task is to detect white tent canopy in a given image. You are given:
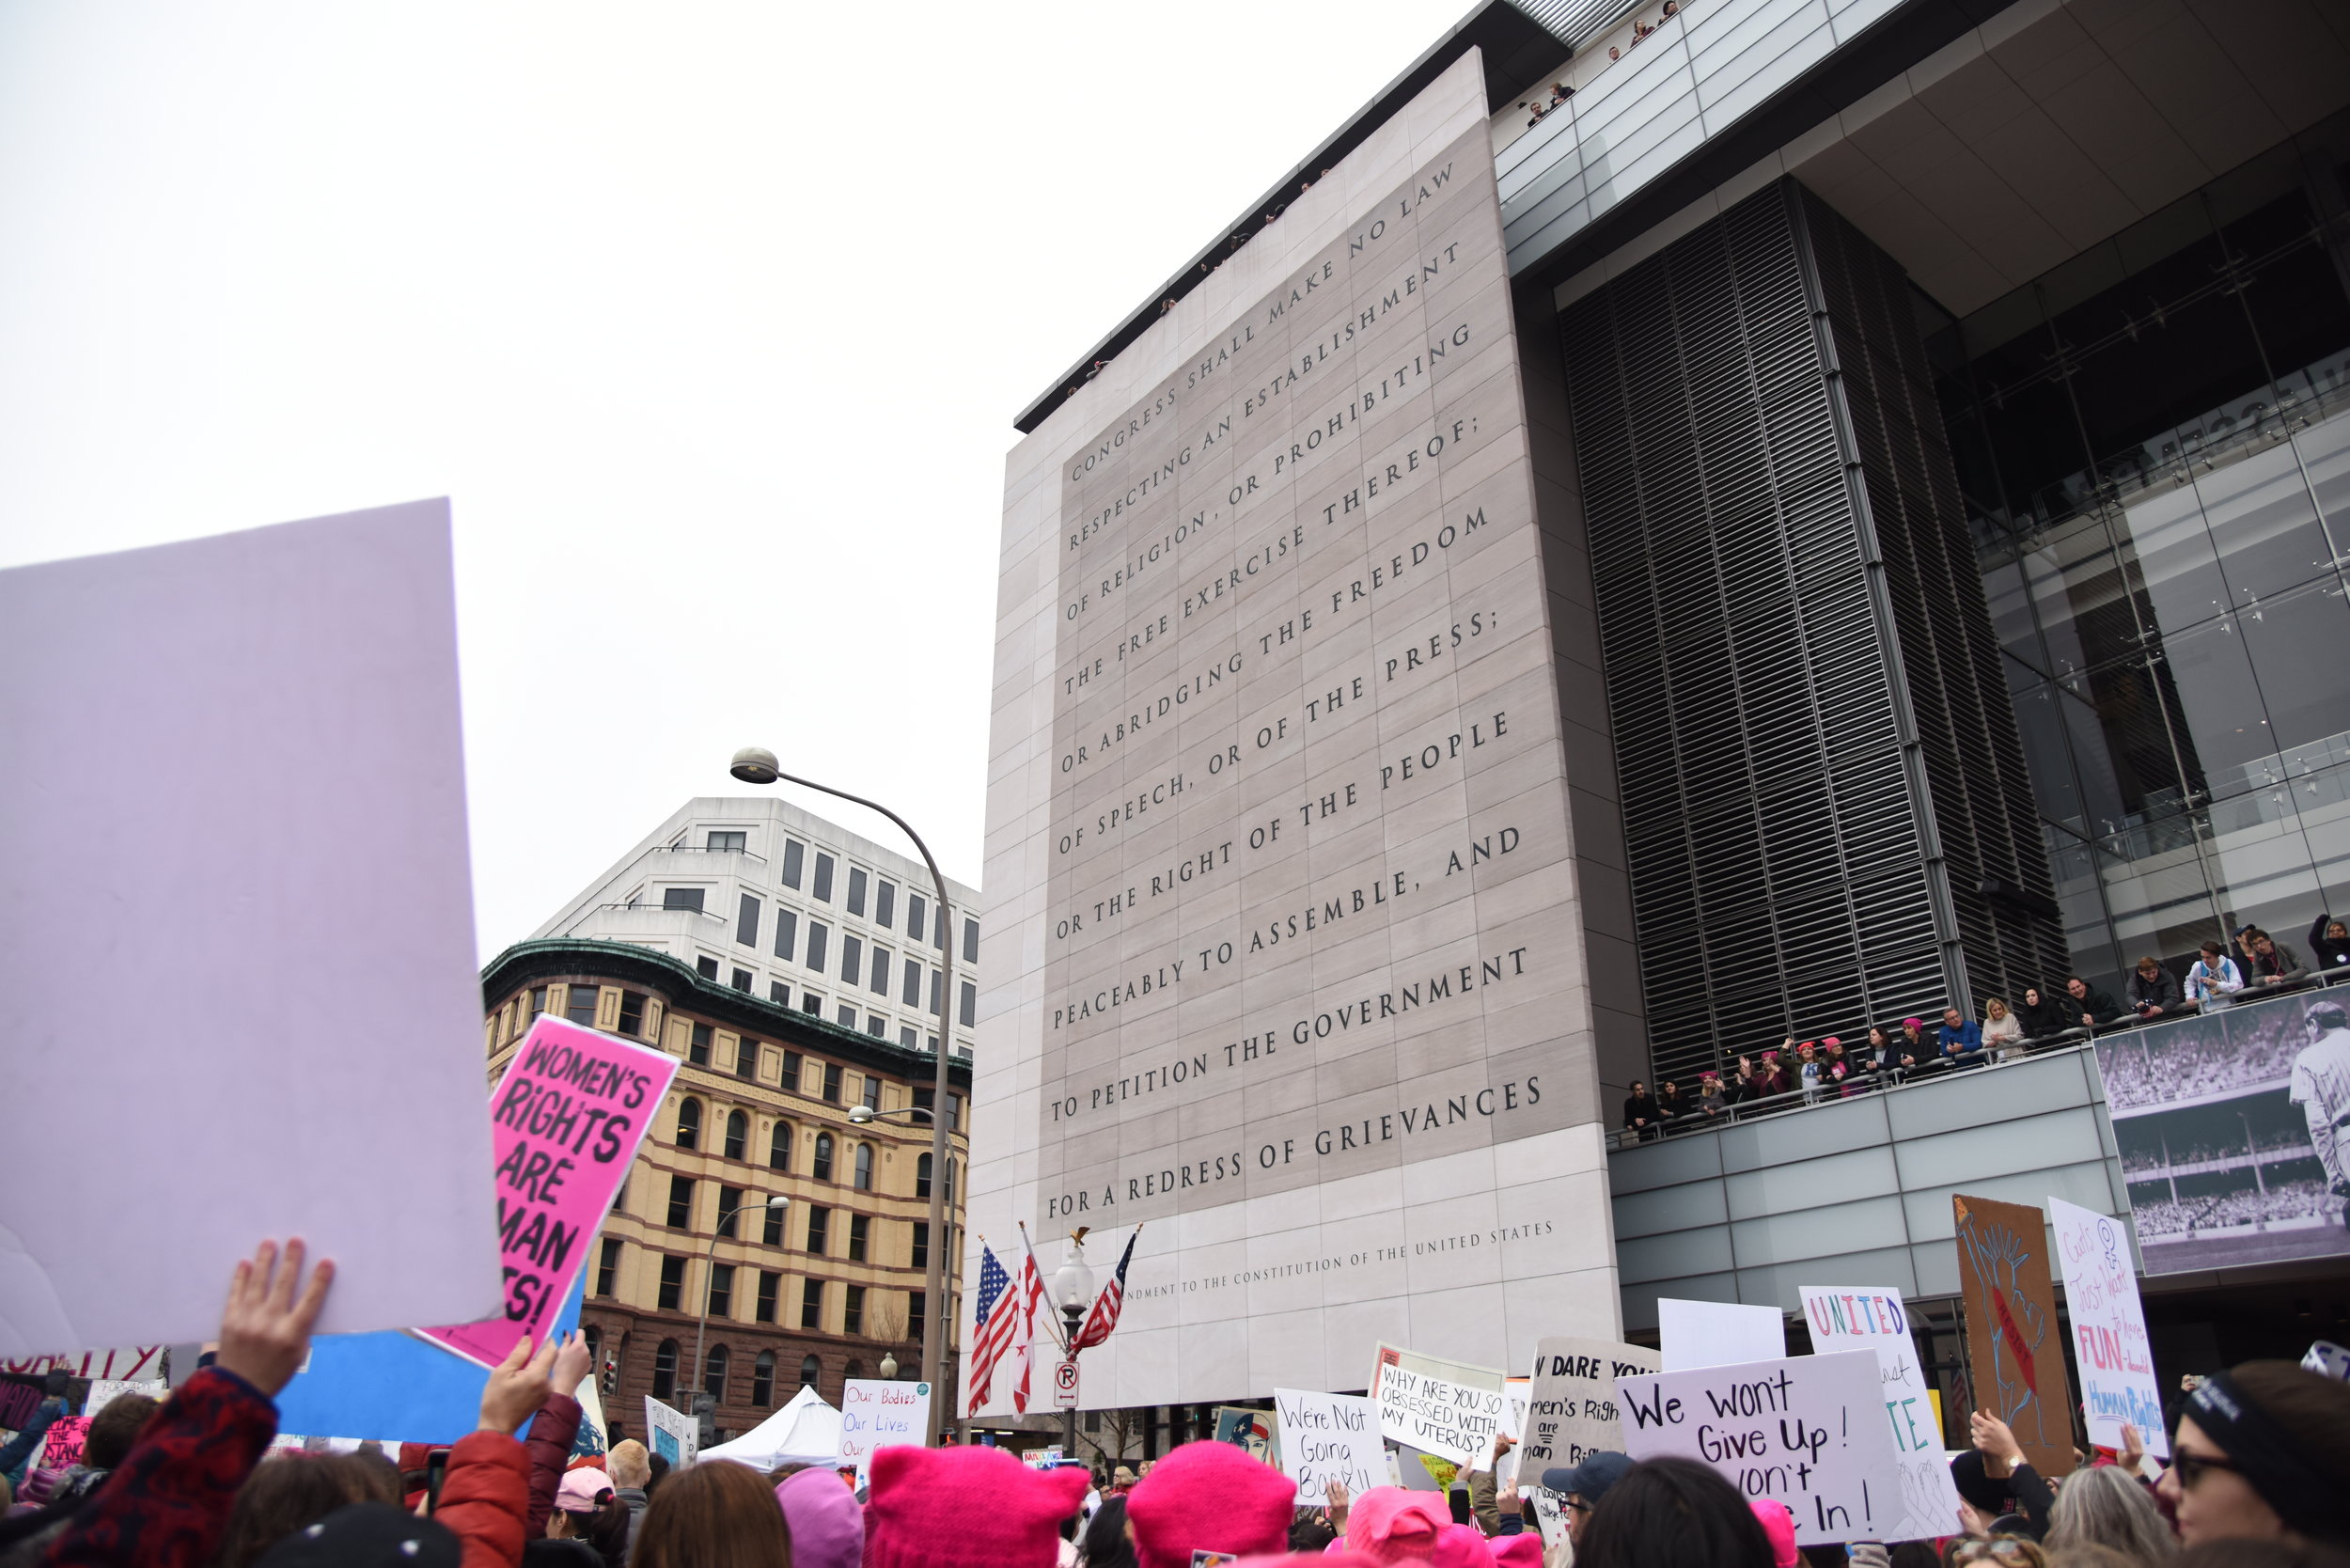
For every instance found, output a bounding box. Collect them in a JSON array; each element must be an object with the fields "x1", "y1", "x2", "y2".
[{"x1": 697, "y1": 1385, "x2": 842, "y2": 1470}]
